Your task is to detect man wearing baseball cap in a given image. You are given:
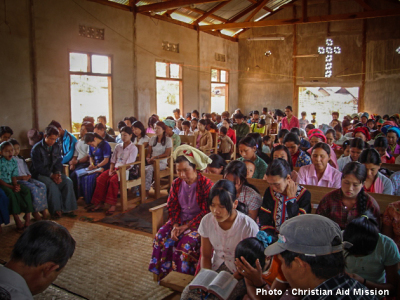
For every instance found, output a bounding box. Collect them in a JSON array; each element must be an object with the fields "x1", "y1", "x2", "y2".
[{"x1": 264, "y1": 214, "x2": 377, "y2": 299}]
